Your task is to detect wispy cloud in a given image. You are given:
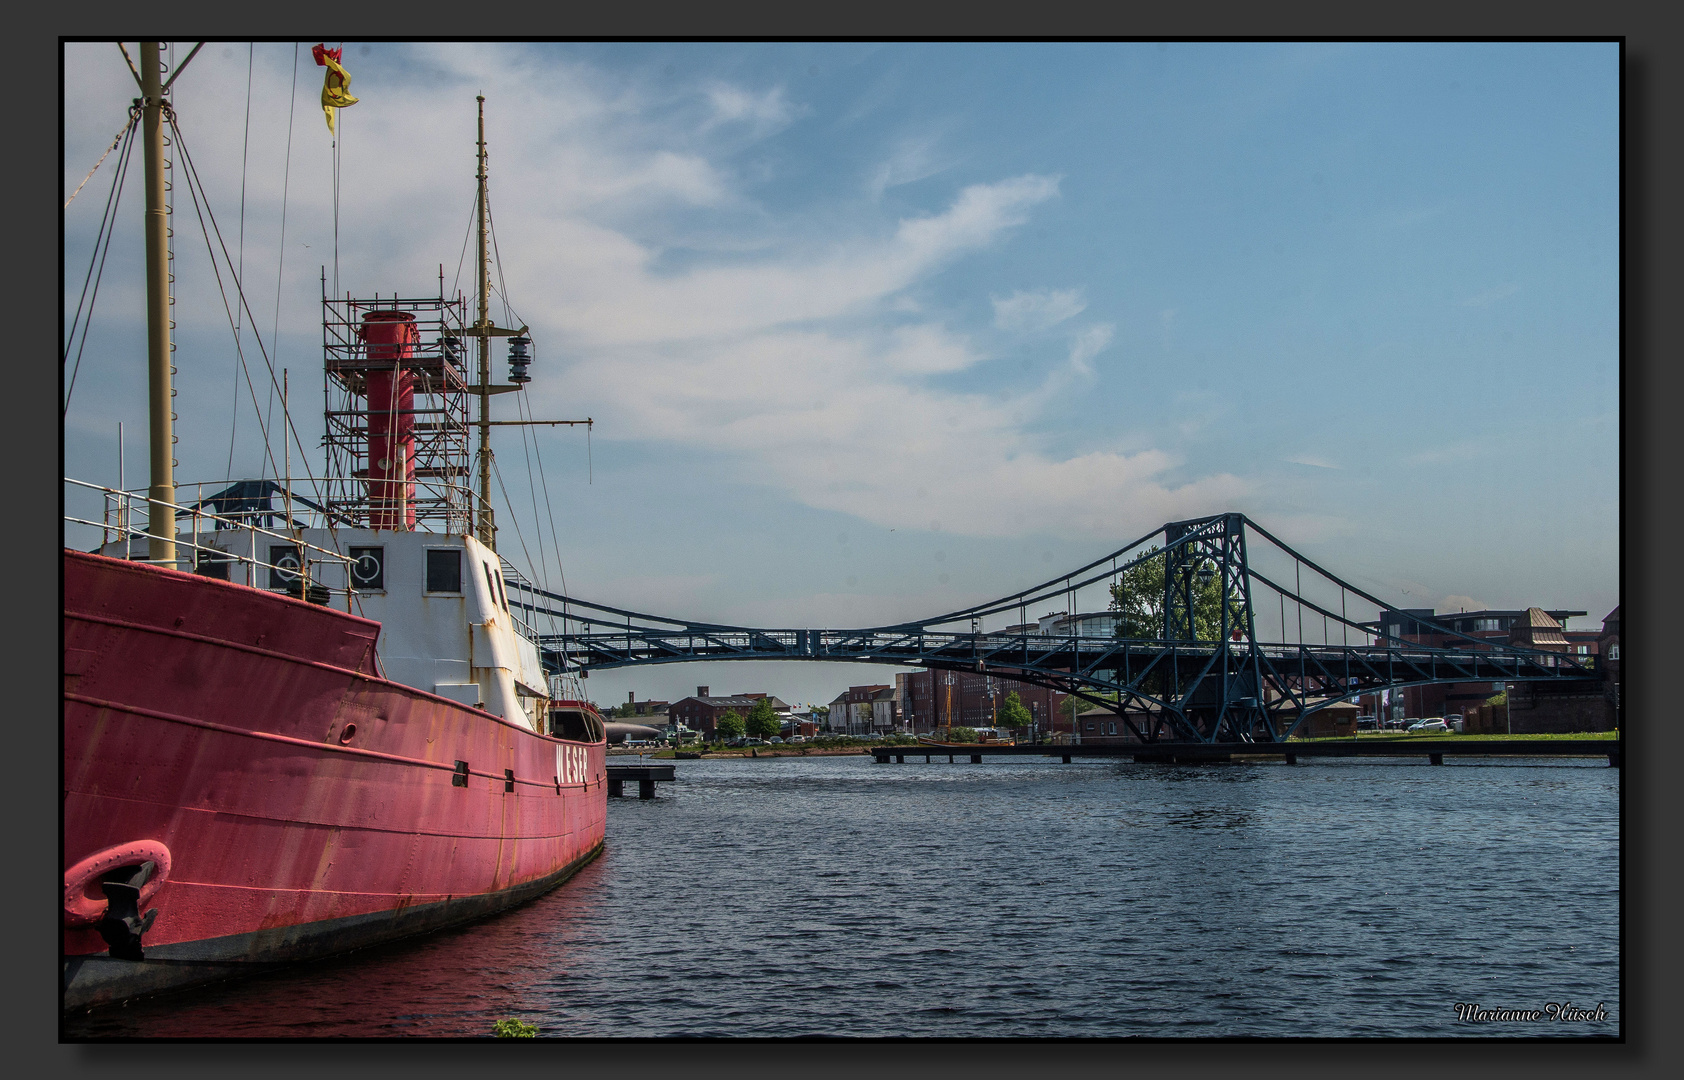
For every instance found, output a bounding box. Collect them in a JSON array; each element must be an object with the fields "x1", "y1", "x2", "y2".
[
  {"x1": 1284, "y1": 454, "x2": 1339, "y2": 470},
  {"x1": 1066, "y1": 323, "x2": 1114, "y2": 375},
  {"x1": 65, "y1": 43, "x2": 1245, "y2": 547},
  {"x1": 702, "y1": 83, "x2": 802, "y2": 135},
  {"x1": 991, "y1": 288, "x2": 1086, "y2": 331},
  {"x1": 868, "y1": 135, "x2": 953, "y2": 198}
]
